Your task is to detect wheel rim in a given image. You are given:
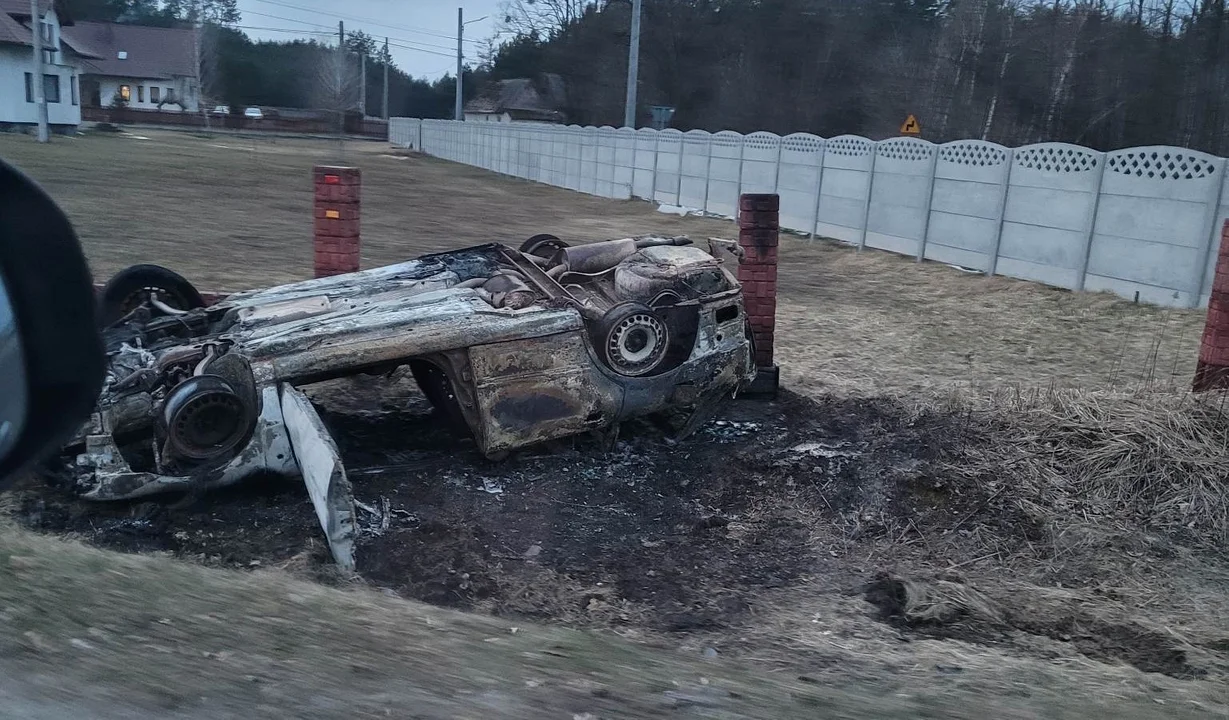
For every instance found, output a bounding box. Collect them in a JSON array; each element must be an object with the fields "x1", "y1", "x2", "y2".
[{"x1": 608, "y1": 312, "x2": 667, "y2": 375}]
